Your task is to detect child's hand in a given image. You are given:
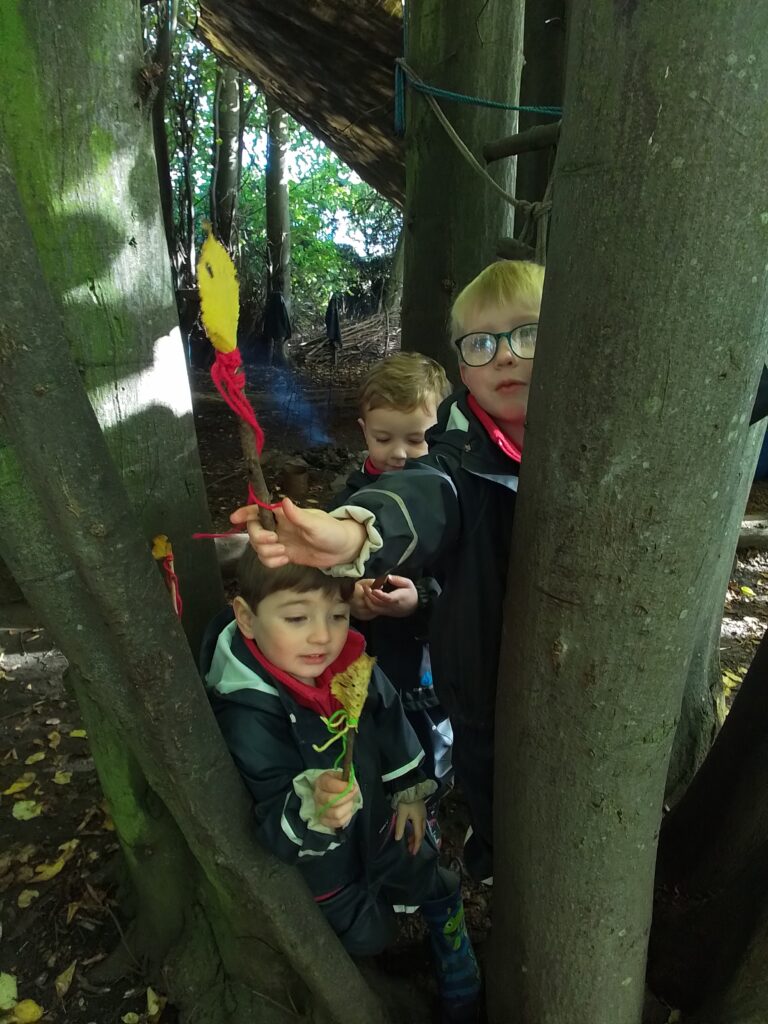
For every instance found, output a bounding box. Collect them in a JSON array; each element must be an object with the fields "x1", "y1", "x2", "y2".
[
  {"x1": 313, "y1": 770, "x2": 360, "y2": 830},
  {"x1": 360, "y1": 575, "x2": 418, "y2": 618},
  {"x1": 230, "y1": 497, "x2": 366, "y2": 569},
  {"x1": 395, "y1": 799, "x2": 427, "y2": 855},
  {"x1": 350, "y1": 580, "x2": 379, "y2": 621}
]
